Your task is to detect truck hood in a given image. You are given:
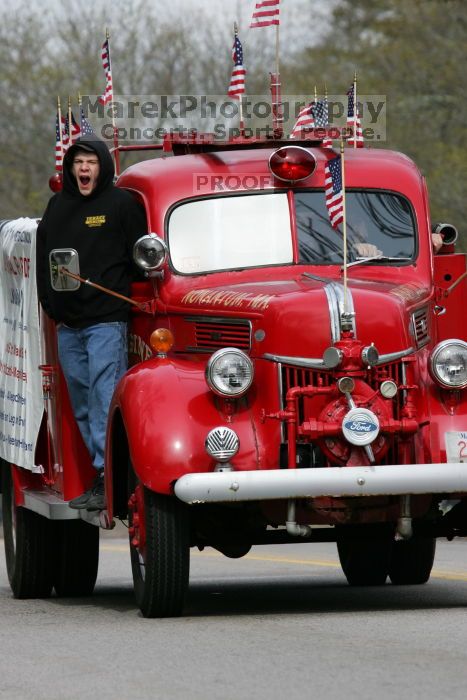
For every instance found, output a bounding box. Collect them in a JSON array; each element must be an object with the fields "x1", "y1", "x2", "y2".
[{"x1": 176, "y1": 273, "x2": 432, "y2": 358}]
